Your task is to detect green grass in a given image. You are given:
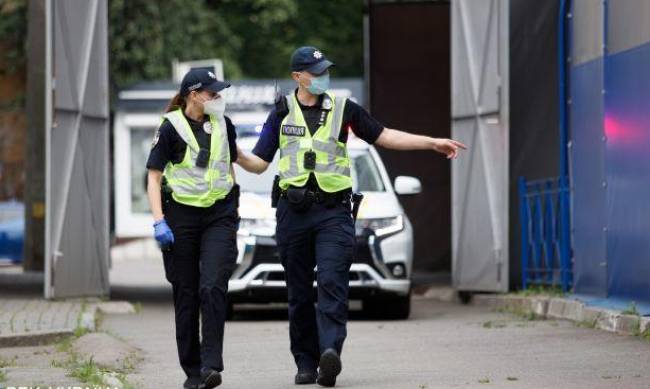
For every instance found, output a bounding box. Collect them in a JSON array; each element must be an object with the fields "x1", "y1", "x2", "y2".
[
  {"x1": 52, "y1": 330, "x2": 141, "y2": 388},
  {"x1": 621, "y1": 302, "x2": 640, "y2": 316},
  {"x1": 494, "y1": 305, "x2": 542, "y2": 322},
  {"x1": 517, "y1": 285, "x2": 565, "y2": 297},
  {"x1": 73, "y1": 326, "x2": 91, "y2": 338},
  {"x1": 631, "y1": 318, "x2": 641, "y2": 336},
  {"x1": 48, "y1": 306, "x2": 141, "y2": 389},
  {"x1": 55, "y1": 335, "x2": 74, "y2": 353},
  {"x1": 94, "y1": 310, "x2": 104, "y2": 330},
  {"x1": 576, "y1": 319, "x2": 597, "y2": 329},
  {"x1": 483, "y1": 320, "x2": 507, "y2": 329},
  {"x1": 642, "y1": 328, "x2": 650, "y2": 342},
  {"x1": 0, "y1": 369, "x2": 6, "y2": 382},
  {"x1": 506, "y1": 376, "x2": 518, "y2": 381},
  {"x1": 65, "y1": 355, "x2": 139, "y2": 388},
  {"x1": 69, "y1": 357, "x2": 104, "y2": 386},
  {"x1": 478, "y1": 377, "x2": 491, "y2": 384},
  {"x1": 523, "y1": 311, "x2": 539, "y2": 321}
]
